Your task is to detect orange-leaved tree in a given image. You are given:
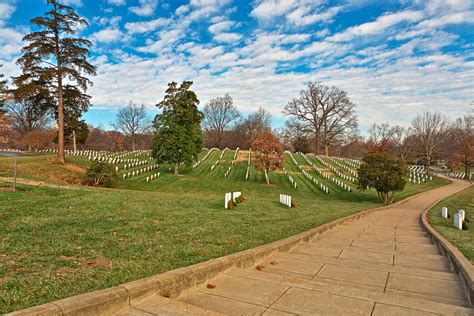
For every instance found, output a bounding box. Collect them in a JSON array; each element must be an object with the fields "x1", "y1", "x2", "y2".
[{"x1": 252, "y1": 130, "x2": 283, "y2": 185}]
